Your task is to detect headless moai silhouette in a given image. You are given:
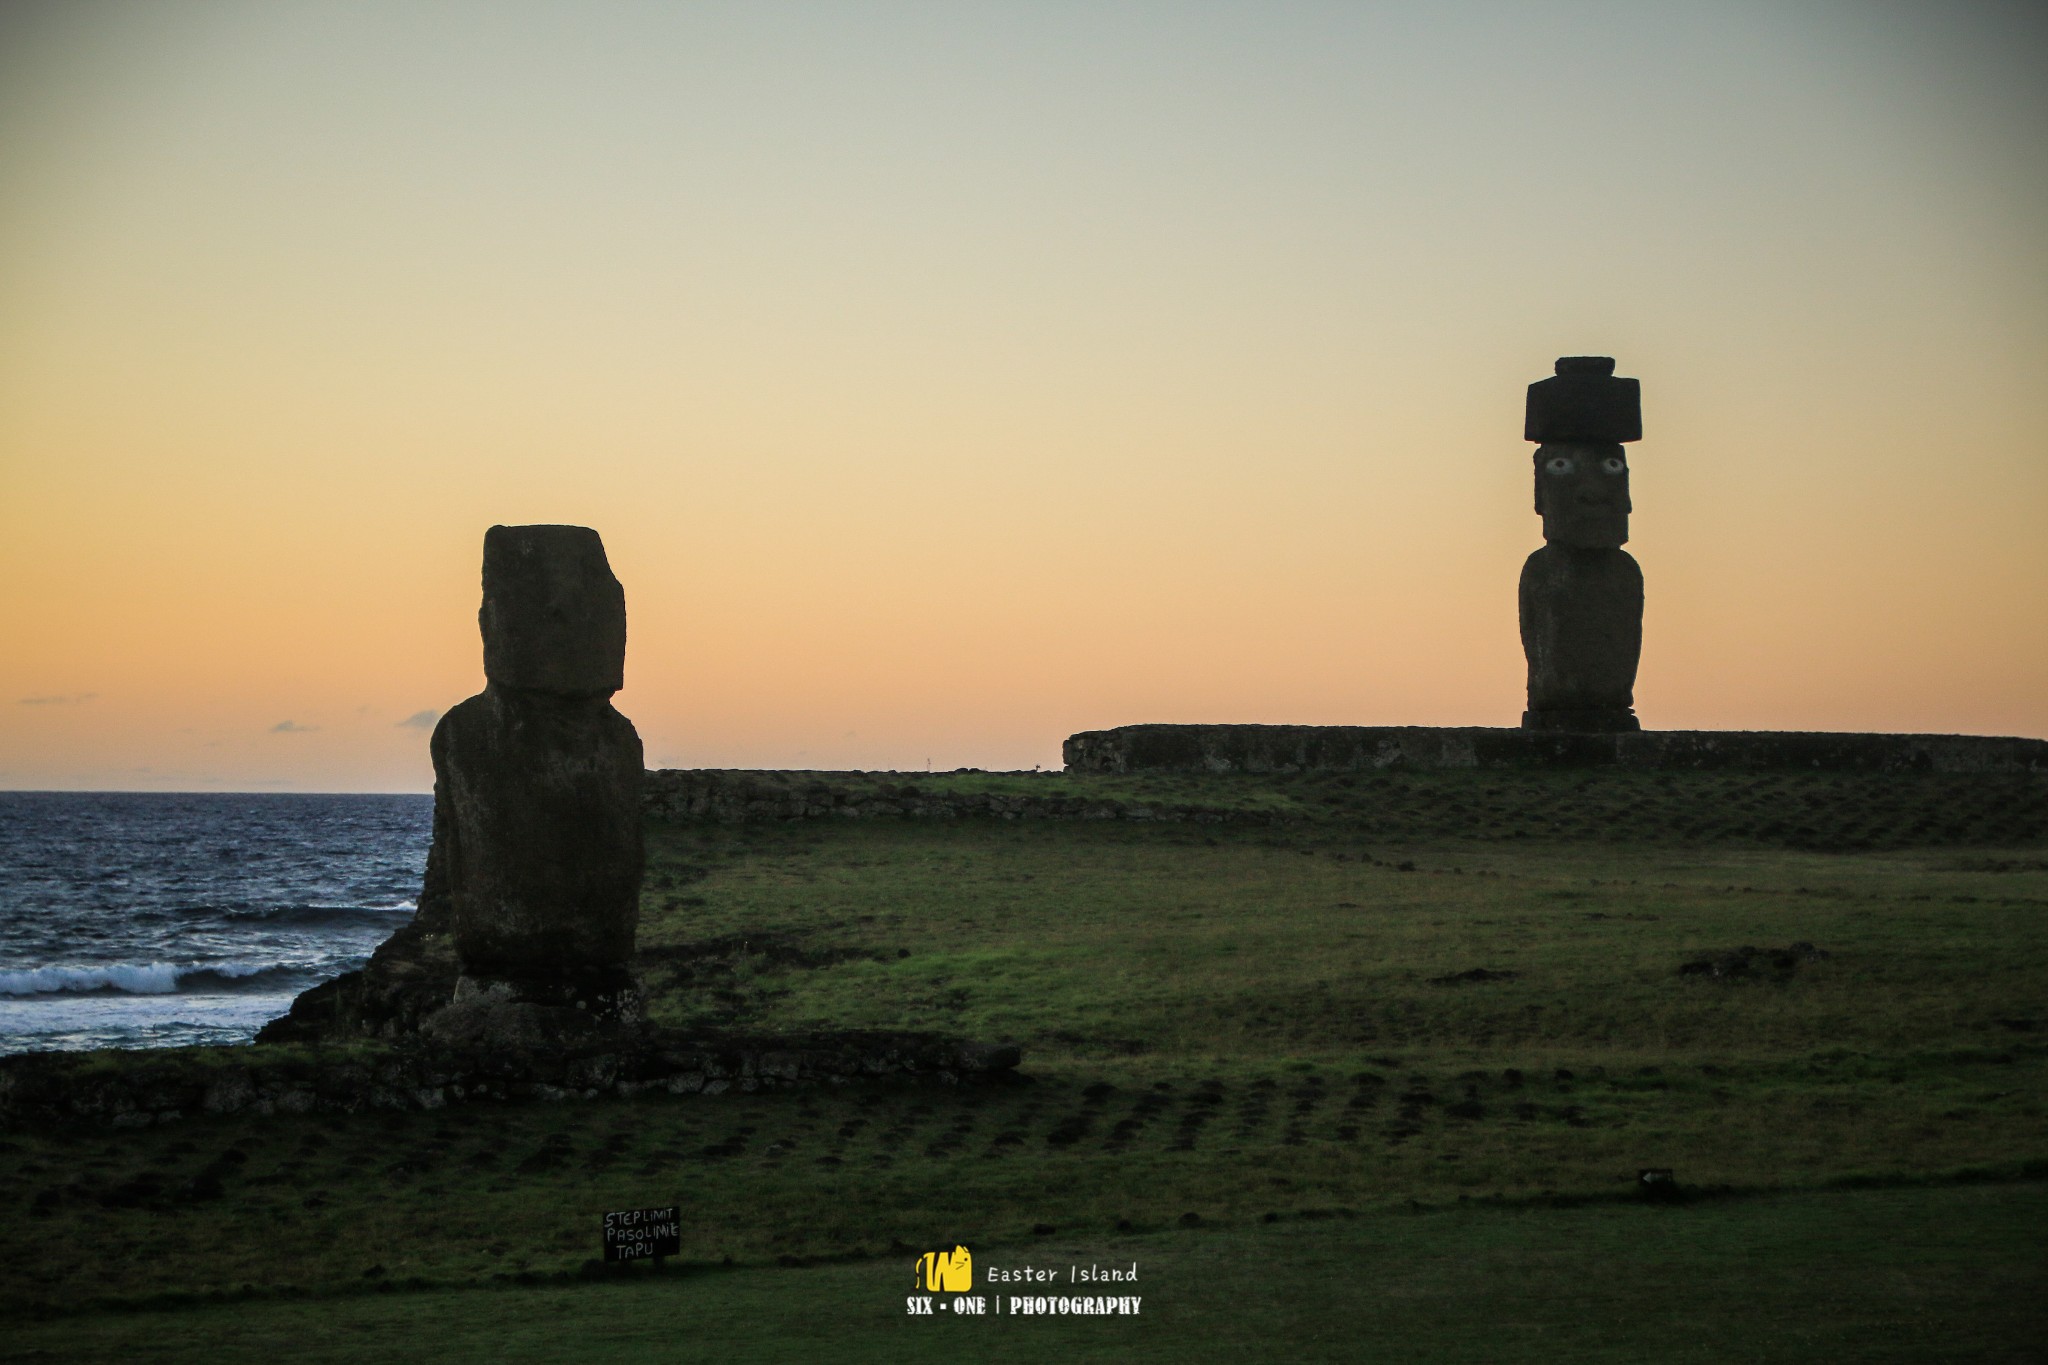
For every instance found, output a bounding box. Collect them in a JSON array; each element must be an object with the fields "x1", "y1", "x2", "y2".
[
  {"x1": 423, "y1": 524, "x2": 646, "y2": 1045},
  {"x1": 1520, "y1": 357, "x2": 1643, "y2": 732}
]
